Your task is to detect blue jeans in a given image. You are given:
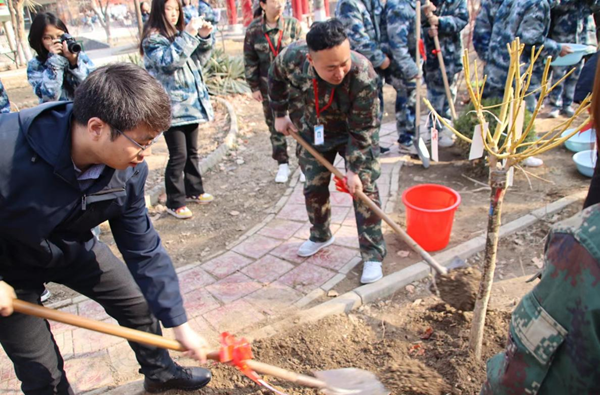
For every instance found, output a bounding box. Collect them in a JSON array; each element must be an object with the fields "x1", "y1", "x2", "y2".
[{"x1": 0, "y1": 241, "x2": 177, "y2": 395}]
